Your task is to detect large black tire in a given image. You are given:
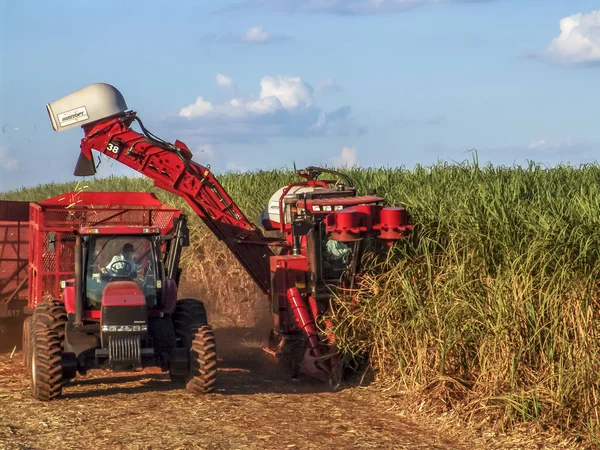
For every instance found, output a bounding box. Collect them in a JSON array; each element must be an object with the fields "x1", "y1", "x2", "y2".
[
  {"x1": 172, "y1": 299, "x2": 208, "y2": 348},
  {"x1": 187, "y1": 325, "x2": 217, "y2": 394},
  {"x1": 22, "y1": 316, "x2": 32, "y2": 372},
  {"x1": 30, "y1": 301, "x2": 67, "y2": 401},
  {"x1": 31, "y1": 301, "x2": 67, "y2": 342},
  {"x1": 169, "y1": 299, "x2": 208, "y2": 383},
  {"x1": 169, "y1": 299, "x2": 216, "y2": 393}
]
